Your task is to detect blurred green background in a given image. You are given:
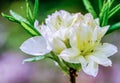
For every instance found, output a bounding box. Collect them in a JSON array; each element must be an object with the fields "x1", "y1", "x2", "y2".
[{"x1": 0, "y1": 0, "x2": 120, "y2": 83}]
